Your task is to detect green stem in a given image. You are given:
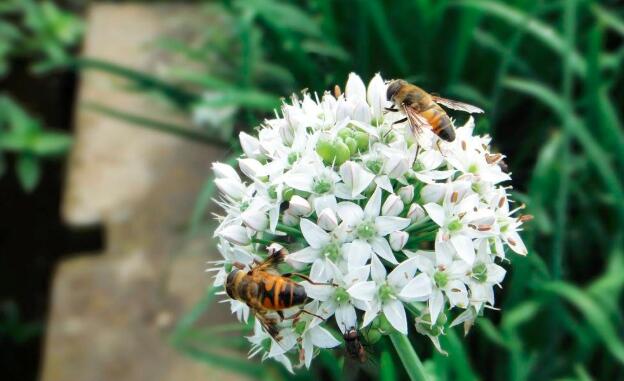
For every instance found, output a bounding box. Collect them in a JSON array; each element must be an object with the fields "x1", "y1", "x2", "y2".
[
  {"x1": 389, "y1": 333, "x2": 430, "y2": 381},
  {"x1": 405, "y1": 218, "x2": 433, "y2": 233},
  {"x1": 276, "y1": 223, "x2": 303, "y2": 237},
  {"x1": 407, "y1": 231, "x2": 438, "y2": 246},
  {"x1": 252, "y1": 237, "x2": 272, "y2": 246}
]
